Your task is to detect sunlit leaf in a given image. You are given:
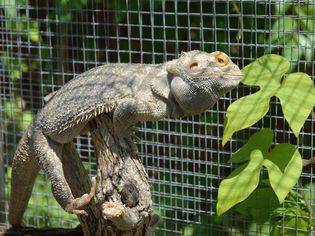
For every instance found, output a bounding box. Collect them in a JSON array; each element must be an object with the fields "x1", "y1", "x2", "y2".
[
  {"x1": 277, "y1": 73, "x2": 315, "y2": 136},
  {"x1": 222, "y1": 55, "x2": 289, "y2": 145},
  {"x1": 222, "y1": 92, "x2": 271, "y2": 145},
  {"x1": 304, "y1": 183, "x2": 315, "y2": 203},
  {"x1": 283, "y1": 37, "x2": 299, "y2": 63},
  {"x1": 299, "y1": 5, "x2": 315, "y2": 33},
  {"x1": 223, "y1": 54, "x2": 315, "y2": 145},
  {"x1": 21, "y1": 111, "x2": 33, "y2": 129},
  {"x1": 299, "y1": 34, "x2": 313, "y2": 62},
  {"x1": 217, "y1": 129, "x2": 302, "y2": 215},
  {"x1": 29, "y1": 30, "x2": 39, "y2": 43},
  {"x1": 268, "y1": 17, "x2": 297, "y2": 45},
  {"x1": 241, "y1": 54, "x2": 289, "y2": 87},
  {"x1": 229, "y1": 128, "x2": 273, "y2": 163},
  {"x1": 217, "y1": 150, "x2": 263, "y2": 216},
  {"x1": 0, "y1": 0, "x2": 18, "y2": 18},
  {"x1": 262, "y1": 144, "x2": 302, "y2": 203}
]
